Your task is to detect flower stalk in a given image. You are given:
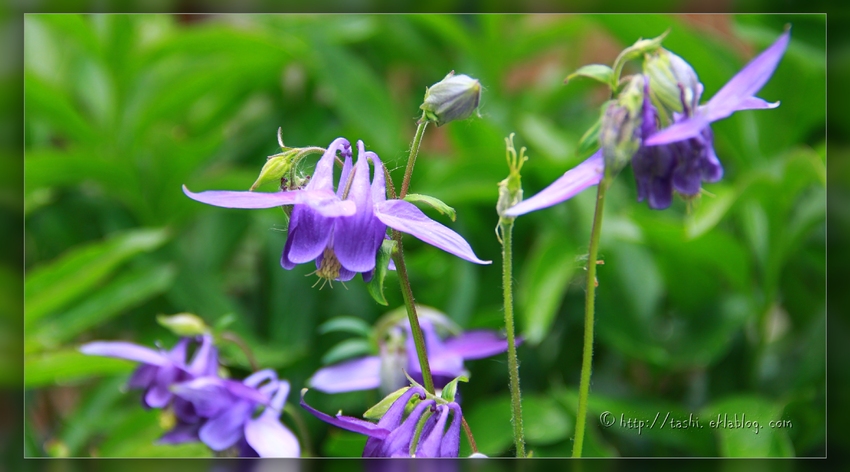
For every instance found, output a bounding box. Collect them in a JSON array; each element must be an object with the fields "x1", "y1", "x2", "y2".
[
  {"x1": 383, "y1": 157, "x2": 436, "y2": 395},
  {"x1": 572, "y1": 177, "x2": 609, "y2": 458},
  {"x1": 497, "y1": 134, "x2": 527, "y2": 457},
  {"x1": 400, "y1": 113, "x2": 428, "y2": 199}
]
